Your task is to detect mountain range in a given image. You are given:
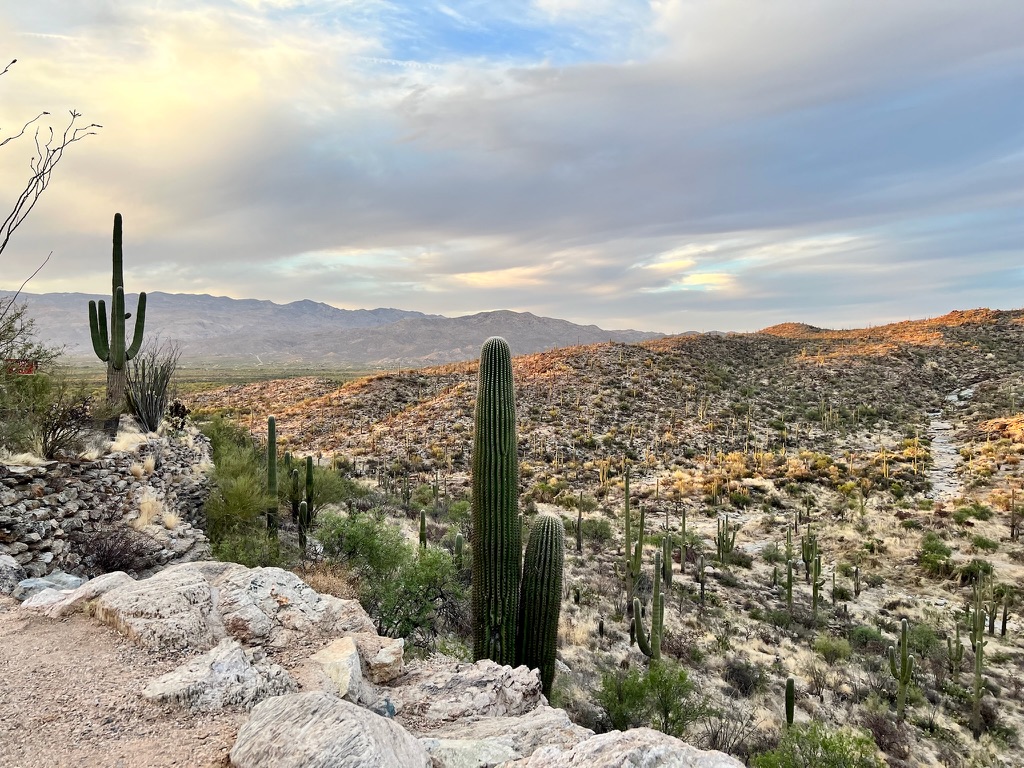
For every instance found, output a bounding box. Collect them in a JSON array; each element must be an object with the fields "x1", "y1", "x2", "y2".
[{"x1": 4, "y1": 291, "x2": 664, "y2": 367}]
